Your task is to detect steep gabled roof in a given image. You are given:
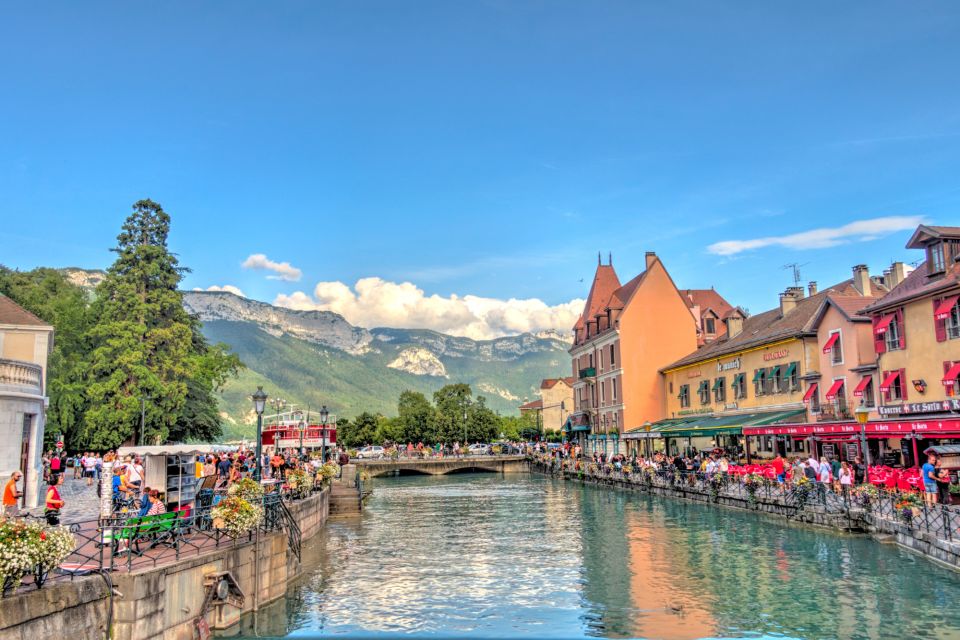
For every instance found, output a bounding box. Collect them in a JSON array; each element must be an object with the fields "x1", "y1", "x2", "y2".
[
  {"x1": 810, "y1": 294, "x2": 878, "y2": 328},
  {"x1": 519, "y1": 399, "x2": 543, "y2": 411},
  {"x1": 664, "y1": 279, "x2": 864, "y2": 370},
  {"x1": 906, "y1": 225, "x2": 960, "y2": 249},
  {"x1": 0, "y1": 295, "x2": 50, "y2": 327},
  {"x1": 682, "y1": 288, "x2": 734, "y2": 319},
  {"x1": 574, "y1": 263, "x2": 621, "y2": 330},
  {"x1": 862, "y1": 259, "x2": 960, "y2": 314}
]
